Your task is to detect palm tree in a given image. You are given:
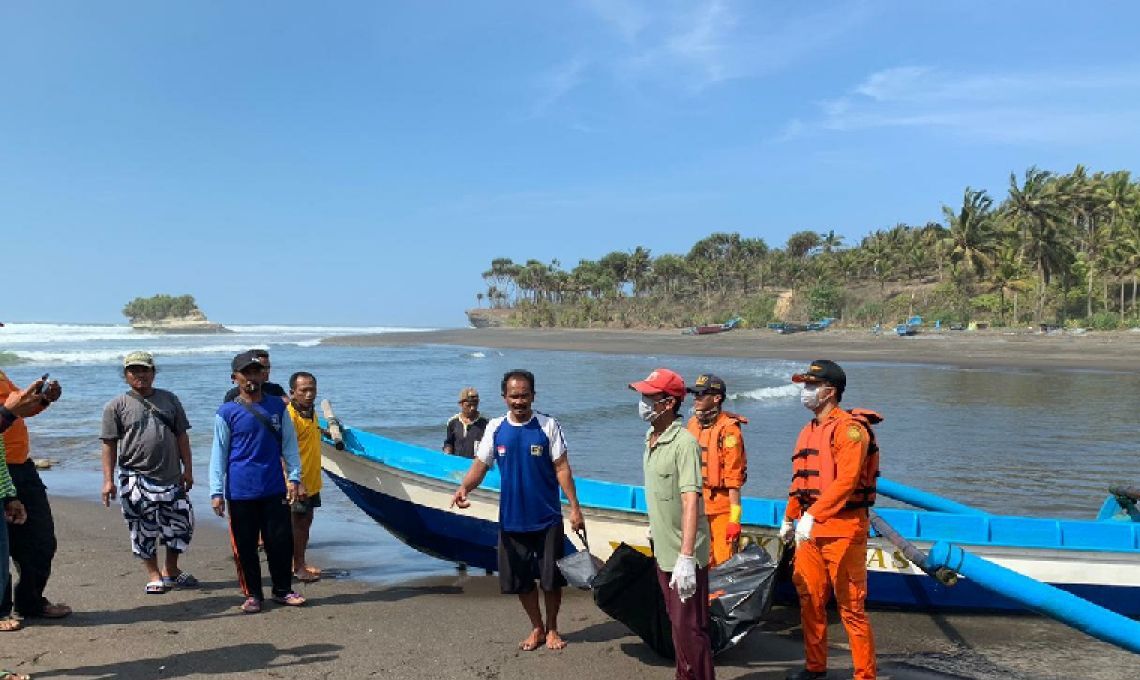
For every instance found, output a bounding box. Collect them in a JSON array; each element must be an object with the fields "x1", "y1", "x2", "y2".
[
  {"x1": 990, "y1": 240, "x2": 1025, "y2": 325},
  {"x1": 626, "y1": 246, "x2": 652, "y2": 296},
  {"x1": 1003, "y1": 167, "x2": 1073, "y2": 323},
  {"x1": 943, "y1": 188, "x2": 997, "y2": 282},
  {"x1": 819, "y1": 230, "x2": 844, "y2": 254},
  {"x1": 736, "y1": 237, "x2": 769, "y2": 292},
  {"x1": 859, "y1": 231, "x2": 896, "y2": 321}
]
